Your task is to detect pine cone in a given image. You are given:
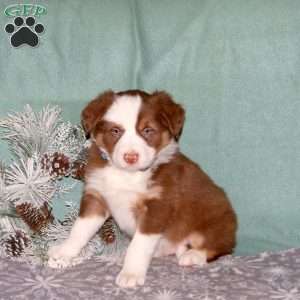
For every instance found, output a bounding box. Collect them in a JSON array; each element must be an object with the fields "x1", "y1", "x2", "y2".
[
  {"x1": 4, "y1": 230, "x2": 30, "y2": 257},
  {"x1": 71, "y1": 160, "x2": 86, "y2": 181},
  {"x1": 41, "y1": 152, "x2": 70, "y2": 178},
  {"x1": 16, "y1": 202, "x2": 54, "y2": 233},
  {"x1": 99, "y1": 217, "x2": 116, "y2": 244}
]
